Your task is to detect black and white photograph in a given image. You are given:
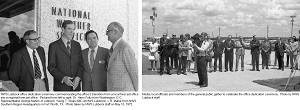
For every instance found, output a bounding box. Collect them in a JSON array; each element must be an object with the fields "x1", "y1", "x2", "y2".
[
  {"x1": 142, "y1": 0, "x2": 300, "y2": 91},
  {"x1": 0, "y1": 0, "x2": 139, "y2": 92}
]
